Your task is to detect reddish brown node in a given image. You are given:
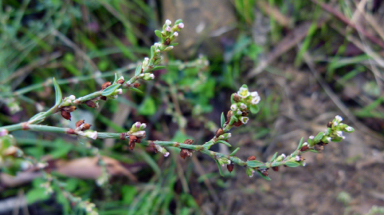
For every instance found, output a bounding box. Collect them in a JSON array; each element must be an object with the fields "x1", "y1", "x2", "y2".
[
  {"x1": 247, "y1": 156, "x2": 256, "y2": 161},
  {"x1": 215, "y1": 128, "x2": 224, "y2": 137},
  {"x1": 129, "y1": 135, "x2": 138, "y2": 150},
  {"x1": 300, "y1": 145, "x2": 309, "y2": 152},
  {"x1": 164, "y1": 38, "x2": 171, "y2": 46},
  {"x1": 101, "y1": 82, "x2": 112, "y2": 90},
  {"x1": 116, "y1": 79, "x2": 124, "y2": 85},
  {"x1": 119, "y1": 133, "x2": 126, "y2": 140},
  {"x1": 66, "y1": 128, "x2": 76, "y2": 134},
  {"x1": 272, "y1": 166, "x2": 279, "y2": 172},
  {"x1": 184, "y1": 139, "x2": 194, "y2": 145},
  {"x1": 133, "y1": 83, "x2": 140, "y2": 88},
  {"x1": 82, "y1": 123, "x2": 91, "y2": 131},
  {"x1": 100, "y1": 96, "x2": 107, "y2": 101}
]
